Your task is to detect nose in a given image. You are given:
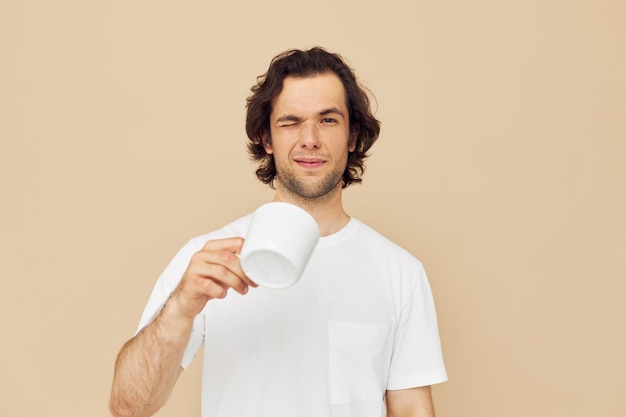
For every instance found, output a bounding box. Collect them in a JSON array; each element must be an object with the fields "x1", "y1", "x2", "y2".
[{"x1": 299, "y1": 121, "x2": 321, "y2": 149}]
